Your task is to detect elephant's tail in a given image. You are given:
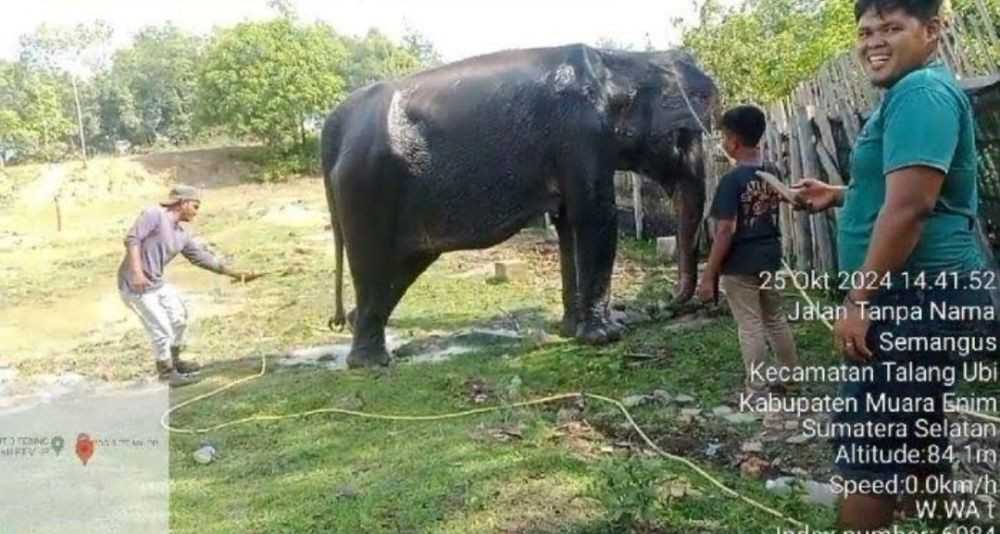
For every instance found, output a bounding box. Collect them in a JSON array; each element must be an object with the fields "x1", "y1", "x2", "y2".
[
  {"x1": 330, "y1": 217, "x2": 346, "y2": 331},
  {"x1": 322, "y1": 112, "x2": 347, "y2": 331}
]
